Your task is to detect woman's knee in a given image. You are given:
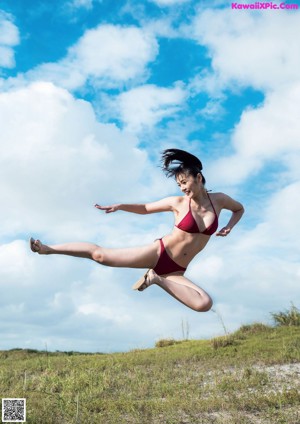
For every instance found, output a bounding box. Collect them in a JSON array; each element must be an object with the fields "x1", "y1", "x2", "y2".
[
  {"x1": 203, "y1": 297, "x2": 213, "y2": 312},
  {"x1": 195, "y1": 296, "x2": 213, "y2": 313}
]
